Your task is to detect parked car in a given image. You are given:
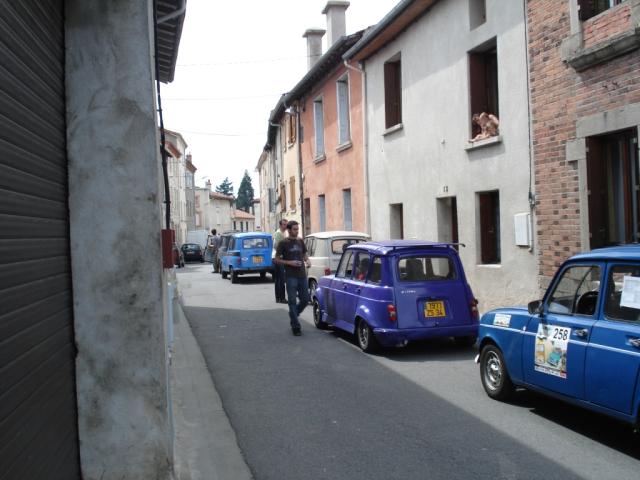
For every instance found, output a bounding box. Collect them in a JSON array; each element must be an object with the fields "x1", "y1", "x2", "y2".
[
  {"x1": 173, "y1": 243, "x2": 184, "y2": 268},
  {"x1": 313, "y1": 240, "x2": 479, "y2": 353},
  {"x1": 304, "y1": 231, "x2": 370, "y2": 294},
  {"x1": 477, "y1": 245, "x2": 640, "y2": 426},
  {"x1": 180, "y1": 243, "x2": 204, "y2": 263},
  {"x1": 220, "y1": 232, "x2": 273, "y2": 283}
]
